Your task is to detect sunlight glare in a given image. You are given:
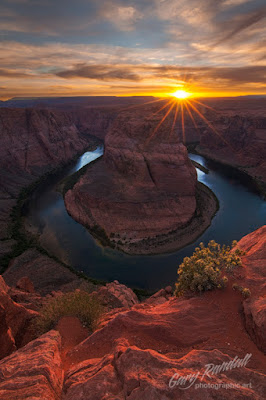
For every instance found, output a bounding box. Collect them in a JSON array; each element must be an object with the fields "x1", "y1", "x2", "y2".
[{"x1": 172, "y1": 90, "x2": 191, "y2": 100}]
